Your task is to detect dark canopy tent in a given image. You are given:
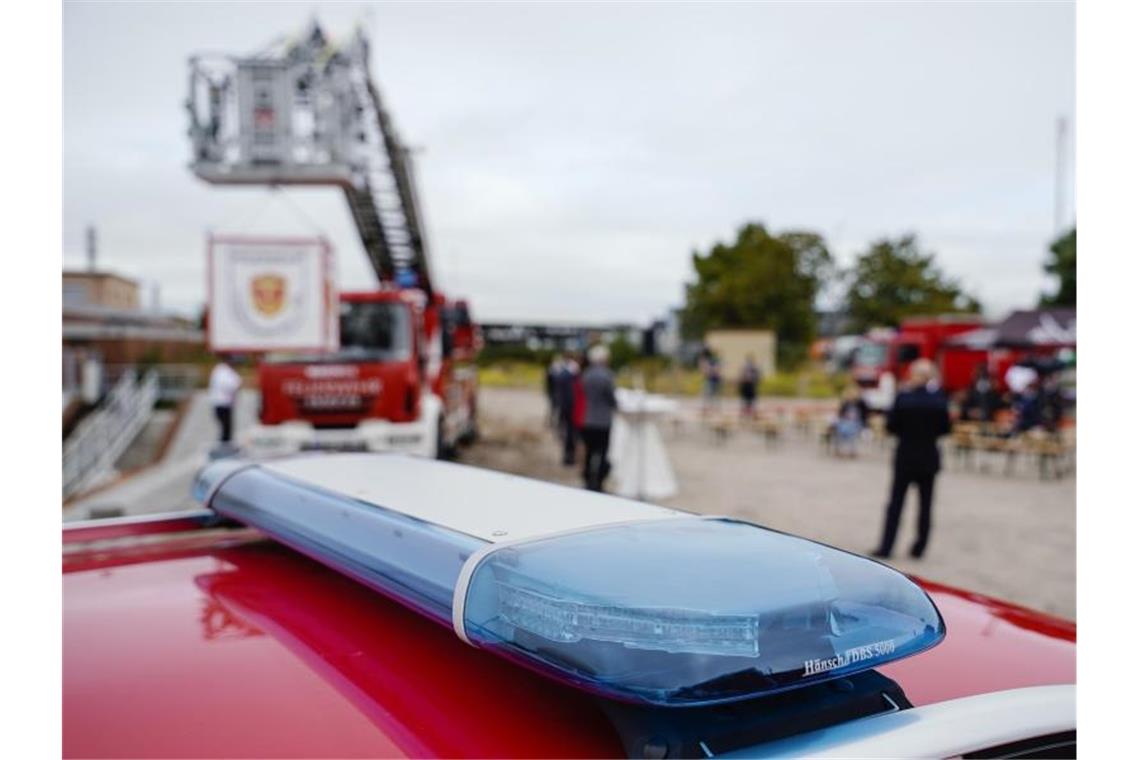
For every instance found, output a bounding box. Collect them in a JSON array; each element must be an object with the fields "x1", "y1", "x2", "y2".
[
  {"x1": 990, "y1": 309, "x2": 1076, "y2": 349},
  {"x1": 945, "y1": 309, "x2": 1076, "y2": 351}
]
